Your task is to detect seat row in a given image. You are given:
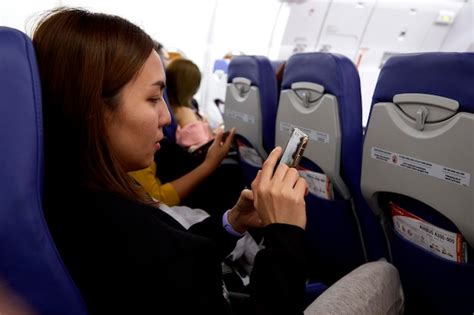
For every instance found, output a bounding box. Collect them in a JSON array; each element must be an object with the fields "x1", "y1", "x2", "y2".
[
  {"x1": 0, "y1": 25, "x2": 472, "y2": 314},
  {"x1": 223, "y1": 52, "x2": 474, "y2": 314}
]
